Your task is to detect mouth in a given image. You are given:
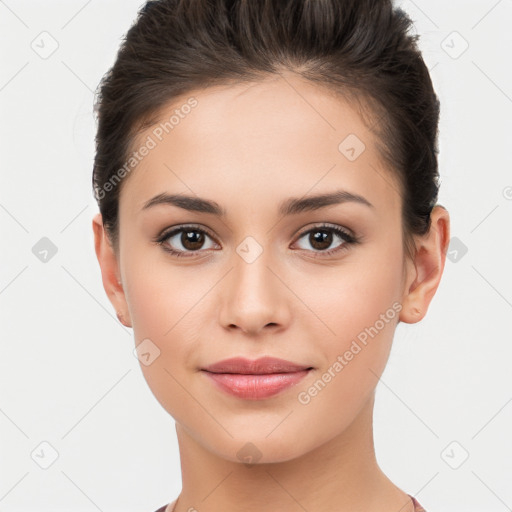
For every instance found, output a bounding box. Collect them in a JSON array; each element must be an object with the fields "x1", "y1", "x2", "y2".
[
  {"x1": 201, "y1": 356, "x2": 314, "y2": 400},
  {"x1": 201, "y1": 356, "x2": 313, "y2": 374}
]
